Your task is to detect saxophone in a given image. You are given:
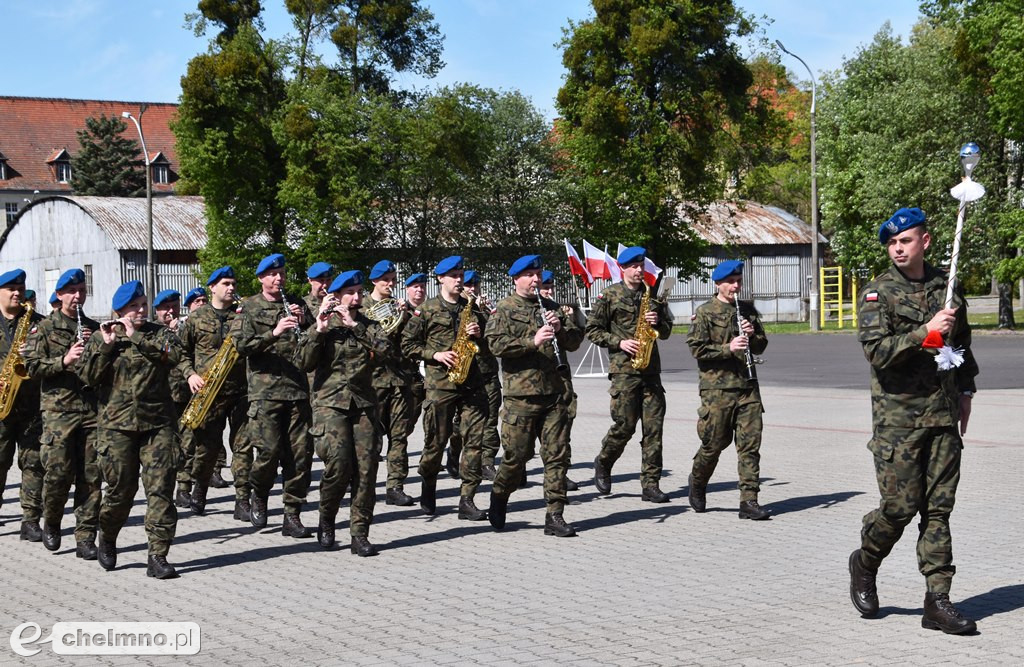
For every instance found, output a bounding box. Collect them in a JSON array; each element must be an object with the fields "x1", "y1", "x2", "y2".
[
  {"x1": 446, "y1": 292, "x2": 479, "y2": 384},
  {"x1": 630, "y1": 283, "x2": 658, "y2": 371},
  {"x1": 0, "y1": 302, "x2": 34, "y2": 420},
  {"x1": 180, "y1": 335, "x2": 240, "y2": 430}
]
